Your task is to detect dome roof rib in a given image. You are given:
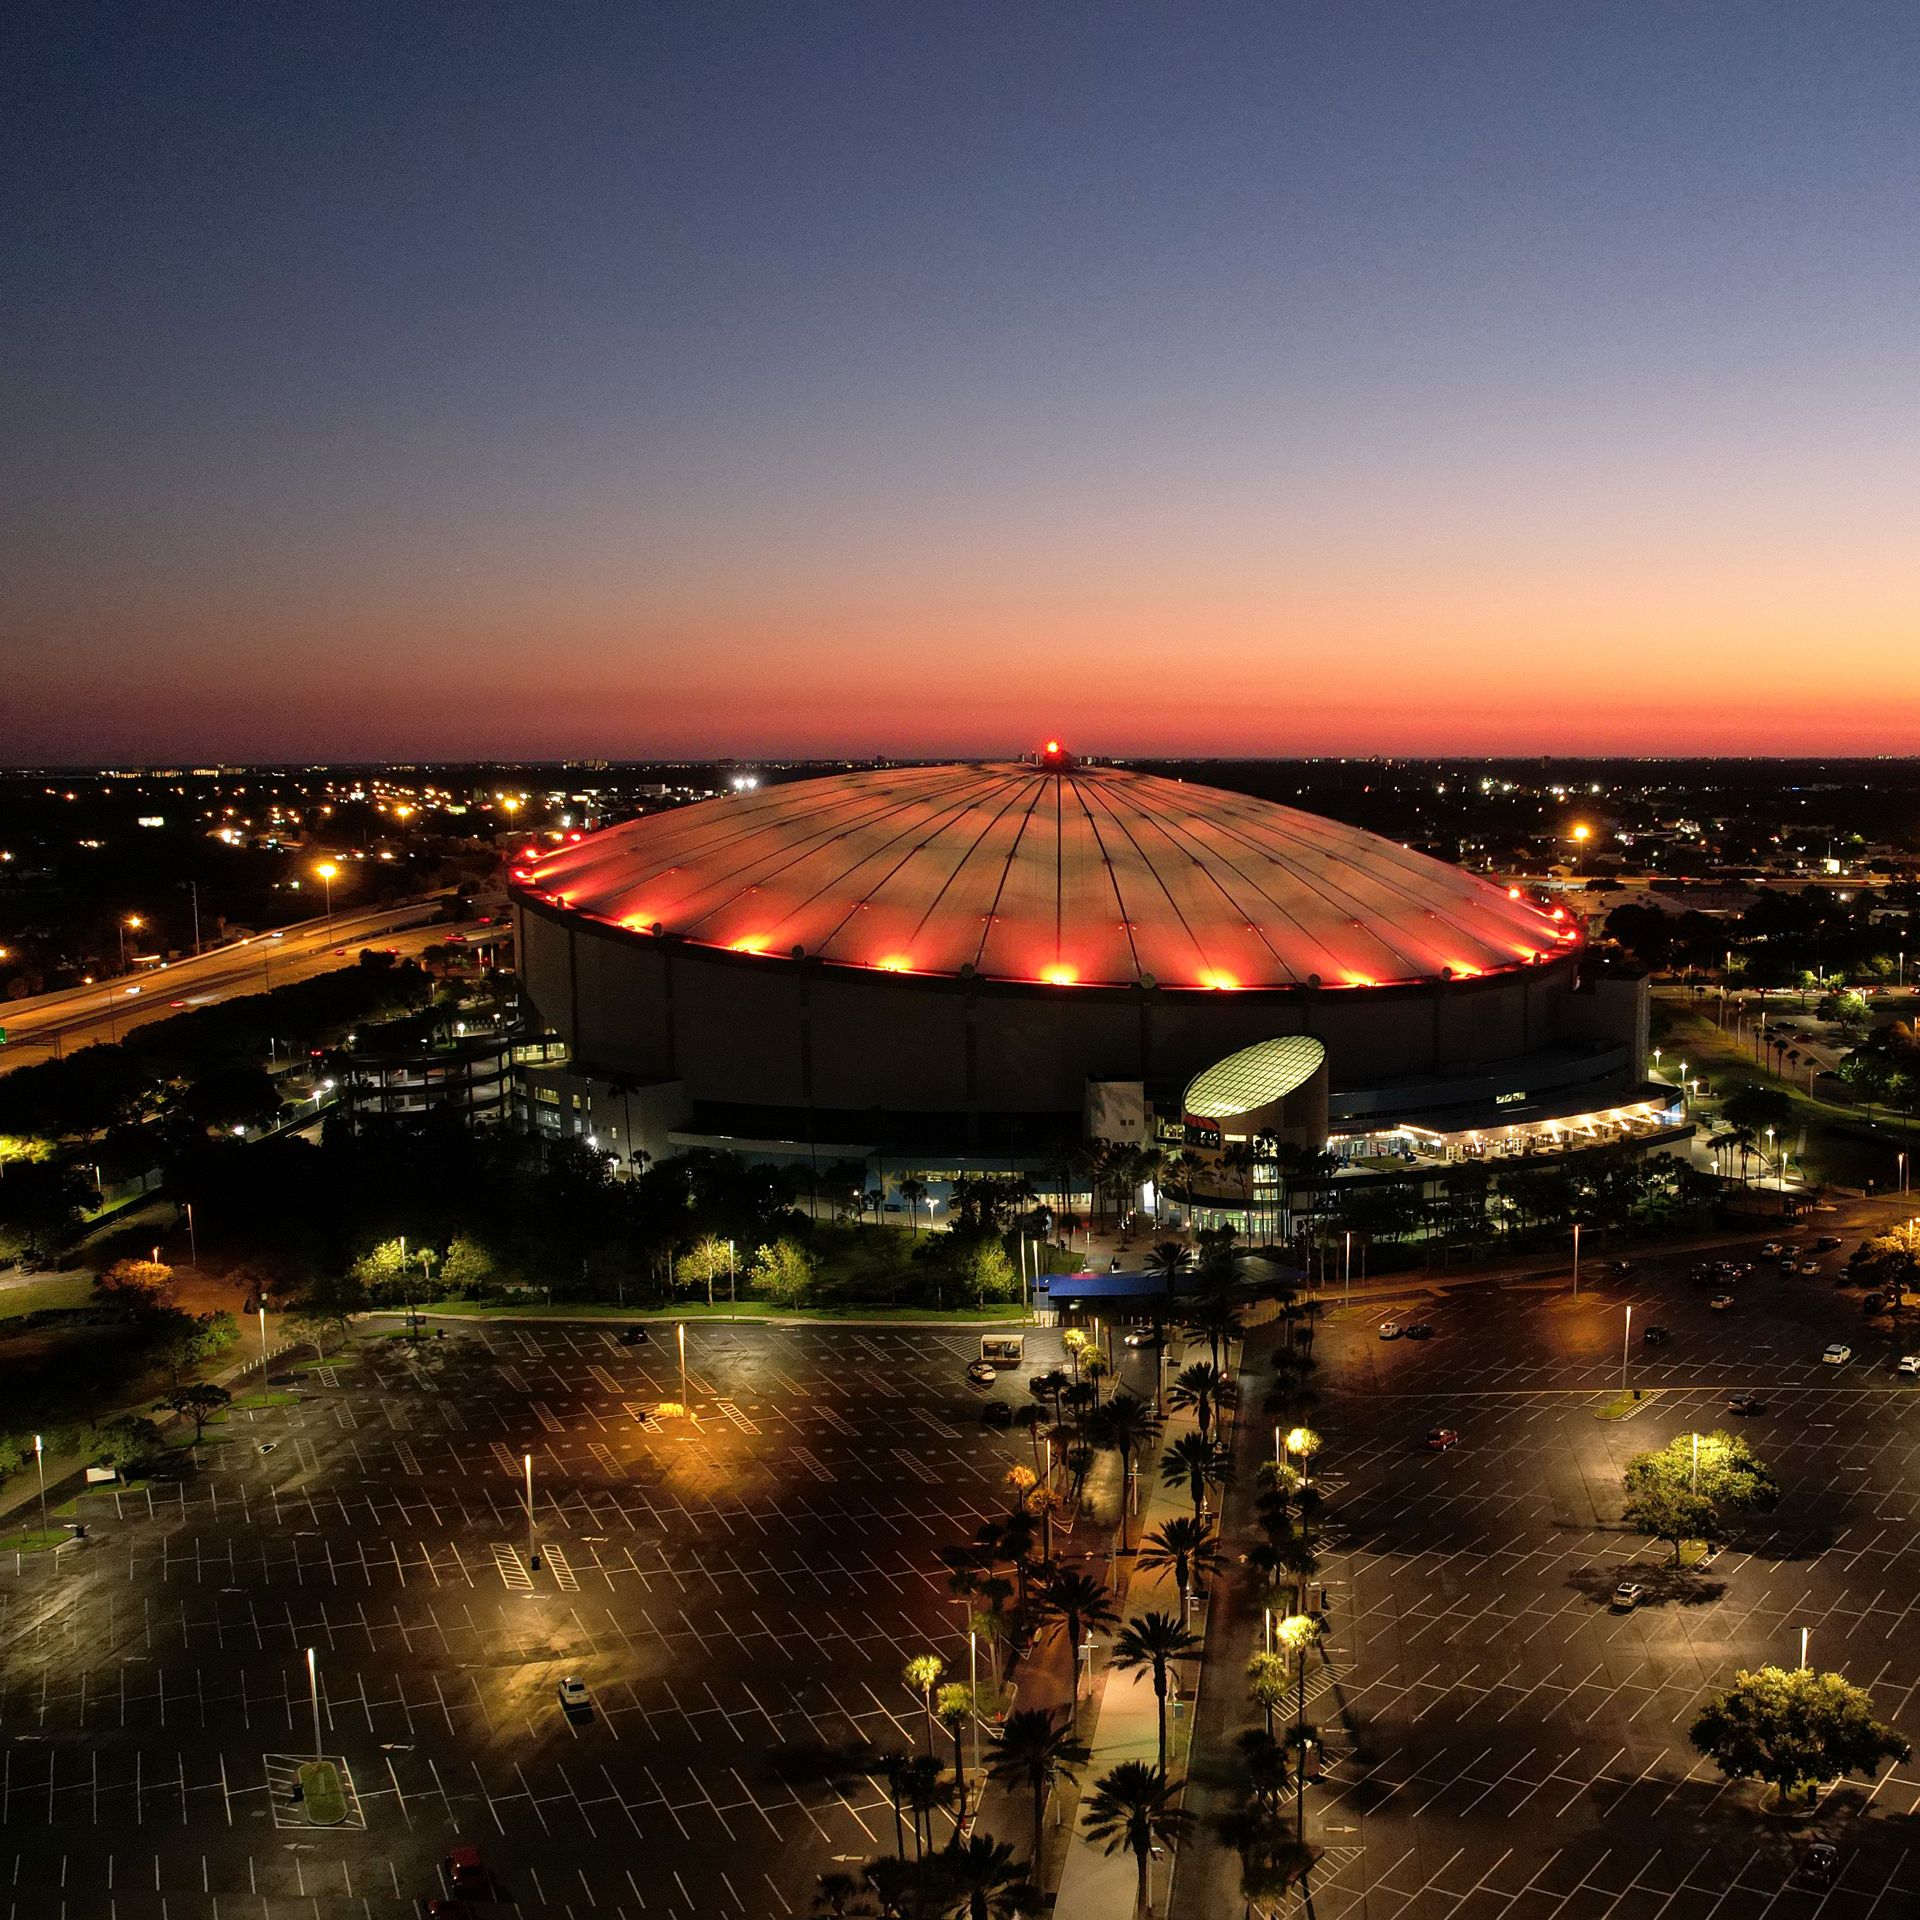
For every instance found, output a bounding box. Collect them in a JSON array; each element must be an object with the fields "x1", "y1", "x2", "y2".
[{"x1": 518, "y1": 761, "x2": 1572, "y2": 991}]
